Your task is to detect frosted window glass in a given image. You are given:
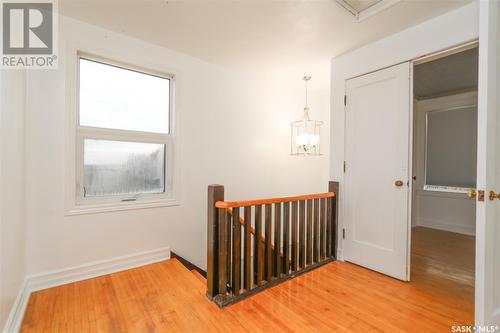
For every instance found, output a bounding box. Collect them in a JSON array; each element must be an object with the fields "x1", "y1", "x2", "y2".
[
  {"x1": 83, "y1": 139, "x2": 165, "y2": 197},
  {"x1": 79, "y1": 58, "x2": 170, "y2": 134},
  {"x1": 425, "y1": 106, "x2": 477, "y2": 188}
]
